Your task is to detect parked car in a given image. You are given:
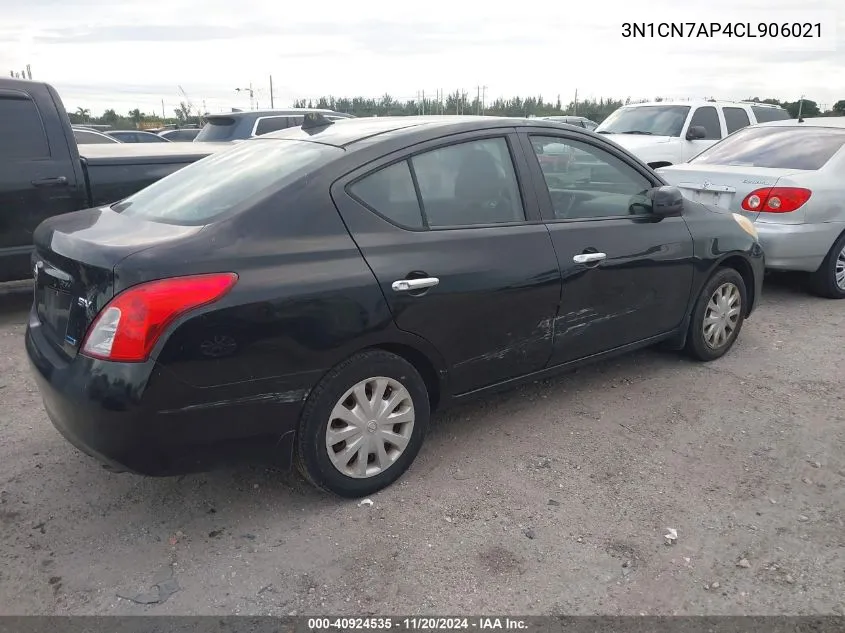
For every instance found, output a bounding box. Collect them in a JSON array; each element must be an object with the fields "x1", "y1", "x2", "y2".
[
  {"x1": 657, "y1": 118, "x2": 845, "y2": 298},
  {"x1": 107, "y1": 130, "x2": 171, "y2": 143},
  {"x1": 73, "y1": 127, "x2": 121, "y2": 144},
  {"x1": 594, "y1": 100, "x2": 791, "y2": 168},
  {"x1": 158, "y1": 128, "x2": 201, "y2": 142},
  {"x1": 539, "y1": 115, "x2": 599, "y2": 131},
  {"x1": 193, "y1": 108, "x2": 355, "y2": 142},
  {"x1": 26, "y1": 114, "x2": 764, "y2": 497},
  {"x1": 0, "y1": 77, "x2": 232, "y2": 282}
]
